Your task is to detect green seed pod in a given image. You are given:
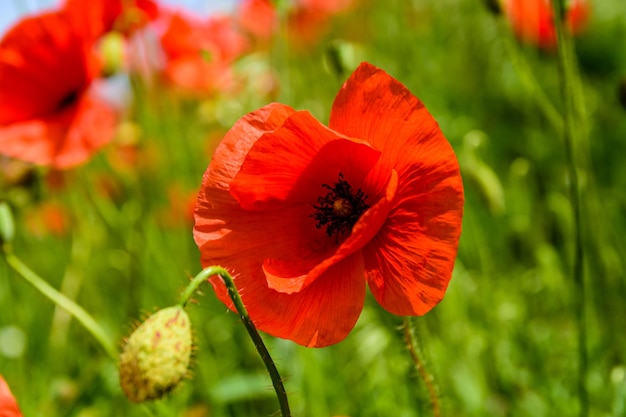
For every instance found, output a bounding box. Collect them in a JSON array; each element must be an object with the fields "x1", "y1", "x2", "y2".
[{"x1": 119, "y1": 306, "x2": 192, "y2": 403}]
